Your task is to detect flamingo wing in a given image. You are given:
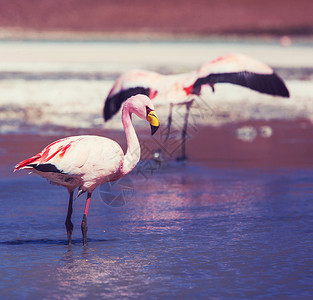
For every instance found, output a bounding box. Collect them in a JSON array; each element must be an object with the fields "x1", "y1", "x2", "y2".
[
  {"x1": 104, "y1": 86, "x2": 151, "y2": 121},
  {"x1": 103, "y1": 54, "x2": 289, "y2": 122},
  {"x1": 104, "y1": 70, "x2": 159, "y2": 121},
  {"x1": 14, "y1": 136, "x2": 86, "y2": 175},
  {"x1": 191, "y1": 53, "x2": 289, "y2": 97}
]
